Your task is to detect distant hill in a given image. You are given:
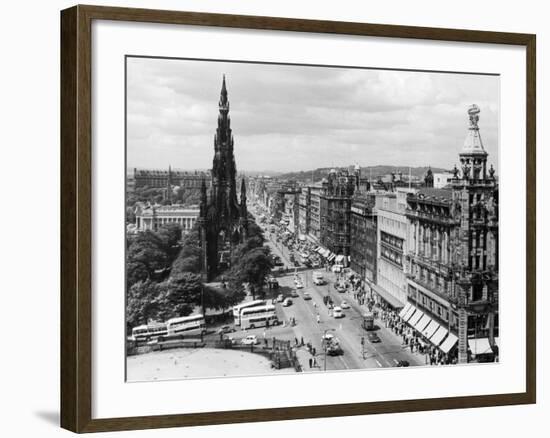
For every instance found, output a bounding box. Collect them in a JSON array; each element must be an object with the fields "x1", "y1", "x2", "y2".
[{"x1": 278, "y1": 165, "x2": 450, "y2": 183}]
